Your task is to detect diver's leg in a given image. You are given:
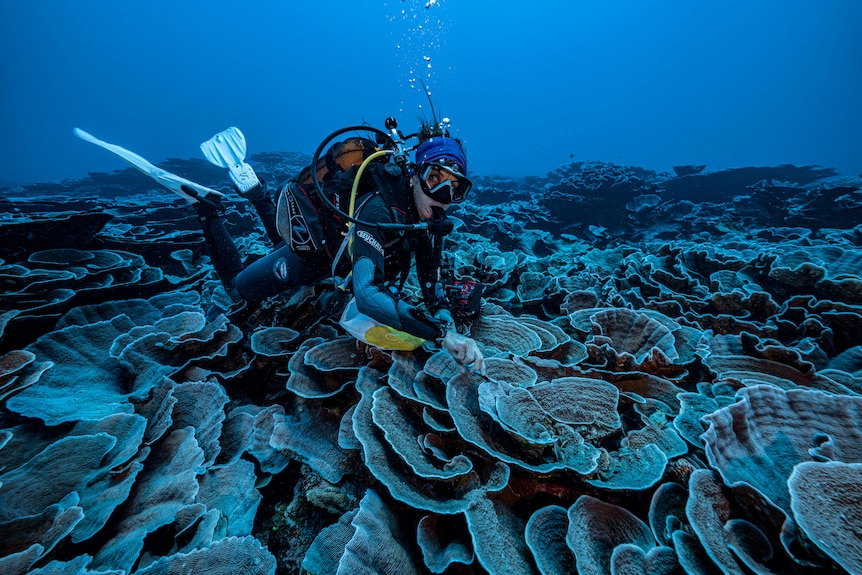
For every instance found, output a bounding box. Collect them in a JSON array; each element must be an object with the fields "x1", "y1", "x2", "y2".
[
  {"x1": 192, "y1": 200, "x2": 245, "y2": 290},
  {"x1": 240, "y1": 180, "x2": 281, "y2": 246},
  {"x1": 232, "y1": 245, "x2": 329, "y2": 301}
]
